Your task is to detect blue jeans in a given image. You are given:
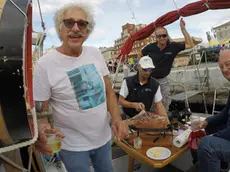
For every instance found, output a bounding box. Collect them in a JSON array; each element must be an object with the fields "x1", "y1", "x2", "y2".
[
  {"x1": 59, "y1": 141, "x2": 113, "y2": 172},
  {"x1": 198, "y1": 124, "x2": 230, "y2": 172}
]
